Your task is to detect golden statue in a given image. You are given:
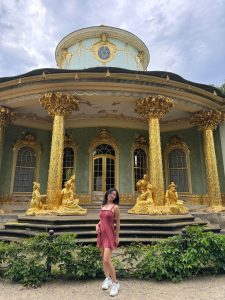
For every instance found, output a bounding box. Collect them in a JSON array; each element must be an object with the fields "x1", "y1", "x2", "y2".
[
  {"x1": 136, "y1": 51, "x2": 144, "y2": 70},
  {"x1": 128, "y1": 175, "x2": 154, "y2": 214},
  {"x1": 165, "y1": 182, "x2": 188, "y2": 214},
  {"x1": 26, "y1": 182, "x2": 43, "y2": 216},
  {"x1": 136, "y1": 174, "x2": 149, "y2": 194},
  {"x1": 61, "y1": 49, "x2": 72, "y2": 68},
  {"x1": 57, "y1": 175, "x2": 87, "y2": 215},
  {"x1": 67, "y1": 174, "x2": 76, "y2": 194}
]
